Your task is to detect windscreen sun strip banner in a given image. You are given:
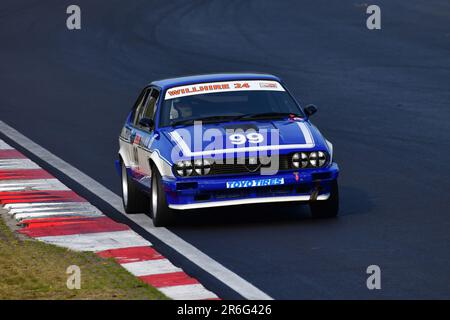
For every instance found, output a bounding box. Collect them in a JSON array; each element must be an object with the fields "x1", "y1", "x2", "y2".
[{"x1": 164, "y1": 80, "x2": 285, "y2": 100}]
